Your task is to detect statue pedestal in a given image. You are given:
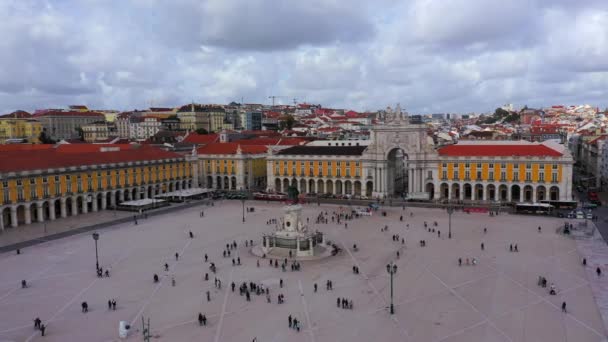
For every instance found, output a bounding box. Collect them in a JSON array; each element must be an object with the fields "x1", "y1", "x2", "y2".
[{"x1": 255, "y1": 204, "x2": 328, "y2": 260}]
